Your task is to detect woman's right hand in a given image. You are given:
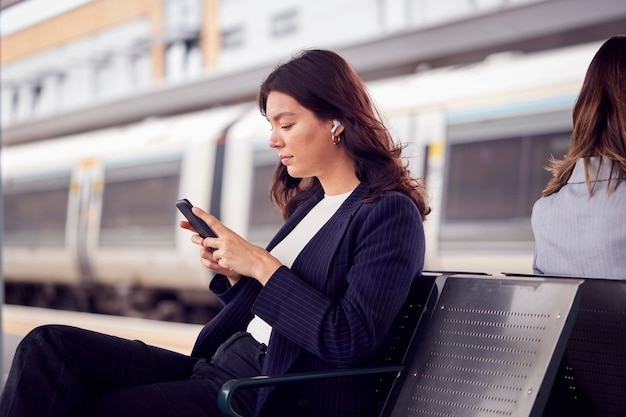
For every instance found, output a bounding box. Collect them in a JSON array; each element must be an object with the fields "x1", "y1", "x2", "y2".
[
  {"x1": 179, "y1": 219, "x2": 242, "y2": 286},
  {"x1": 199, "y1": 243, "x2": 242, "y2": 286},
  {"x1": 185, "y1": 206, "x2": 282, "y2": 286}
]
